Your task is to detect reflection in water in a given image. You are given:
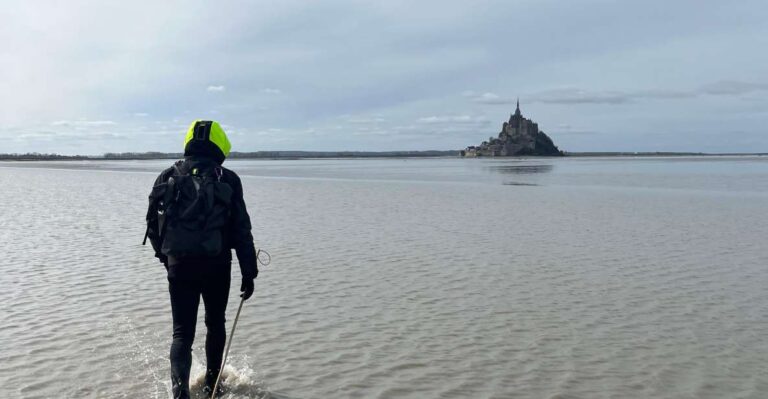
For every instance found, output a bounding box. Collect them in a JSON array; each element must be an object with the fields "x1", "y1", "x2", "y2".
[
  {"x1": 486, "y1": 163, "x2": 554, "y2": 174},
  {"x1": 503, "y1": 181, "x2": 538, "y2": 186}
]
